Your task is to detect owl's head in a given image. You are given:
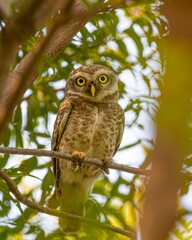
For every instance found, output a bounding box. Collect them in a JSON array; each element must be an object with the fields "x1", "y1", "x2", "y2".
[{"x1": 65, "y1": 64, "x2": 119, "y2": 102}]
